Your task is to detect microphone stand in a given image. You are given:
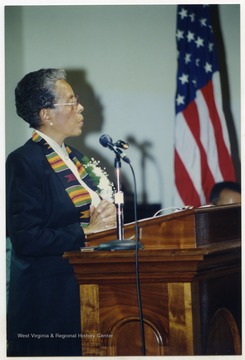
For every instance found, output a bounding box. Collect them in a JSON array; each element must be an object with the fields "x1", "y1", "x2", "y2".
[
  {"x1": 114, "y1": 154, "x2": 124, "y2": 240},
  {"x1": 95, "y1": 153, "x2": 141, "y2": 251}
]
